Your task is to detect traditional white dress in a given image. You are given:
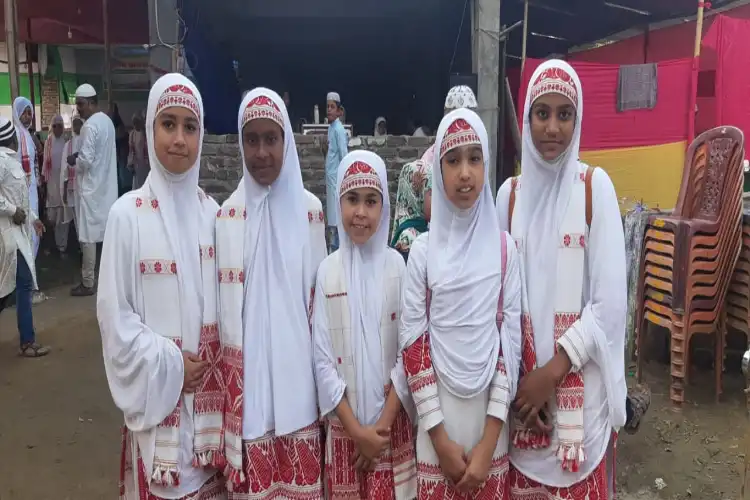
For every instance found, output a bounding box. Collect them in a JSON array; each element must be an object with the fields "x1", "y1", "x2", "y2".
[
  {"x1": 42, "y1": 130, "x2": 72, "y2": 250},
  {"x1": 217, "y1": 88, "x2": 327, "y2": 499},
  {"x1": 495, "y1": 59, "x2": 626, "y2": 500},
  {"x1": 399, "y1": 110, "x2": 522, "y2": 499},
  {"x1": 97, "y1": 74, "x2": 226, "y2": 500},
  {"x1": 312, "y1": 150, "x2": 417, "y2": 500},
  {"x1": 75, "y1": 111, "x2": 118, "y2": 244}
]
